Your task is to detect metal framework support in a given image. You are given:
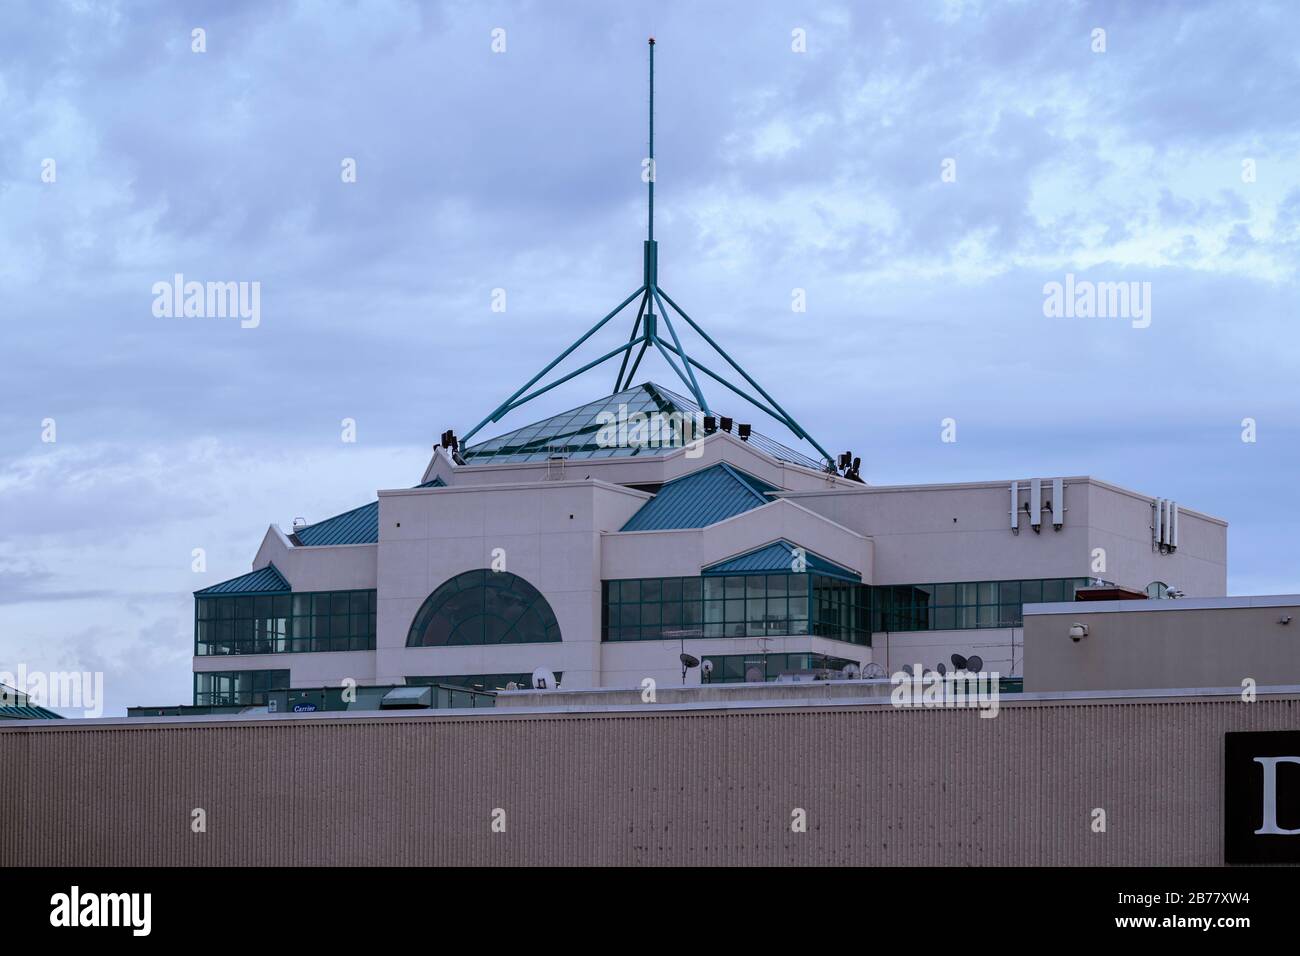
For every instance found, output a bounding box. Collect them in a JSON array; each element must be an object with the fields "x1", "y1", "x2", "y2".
[
  {"x1": 655, "y1": 286, "x2": 834, "y2": 464},
  {"x1": 462, "y1": 286, "x2": 644, "y2": 443},
  {"x1": 459, "y1": 38, "x2": 835, "y2": 469}
]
